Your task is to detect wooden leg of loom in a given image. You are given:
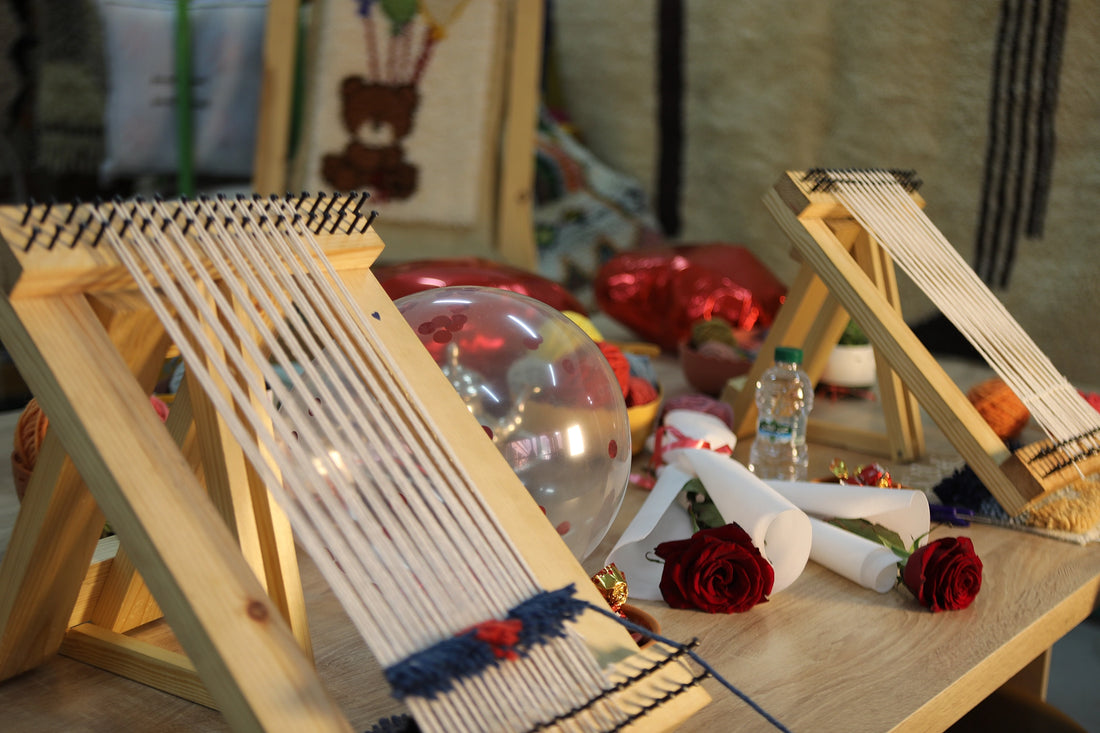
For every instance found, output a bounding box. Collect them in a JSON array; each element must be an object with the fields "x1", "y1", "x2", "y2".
[
  {"x1": 0, "y1": 292, "x2": 349, "y2": 731},
  {"x1": 79, "y1": 373, "x2": 199, "y2": 636},
  {"x1": 60, "y1": 379, "x2": 204, "y2": 704},
  {"x1": 56, "y1": 285, "x2": 312, "y2": 702},
  {"x1": 729, "y1": 219, "x2": 925, "y2": 460},
  {"x1": 0, "y1": 427, "x2": 105, "y2": 679},
  {"x1": 186, "y1": 339, "x2": 312, "y2": 658},
  {"x1": 851, "y1": 230, "x2": 925, "y2": 463},
  {"x1": 0, "y1": 290, "x2": 168, "y2": 677}
]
